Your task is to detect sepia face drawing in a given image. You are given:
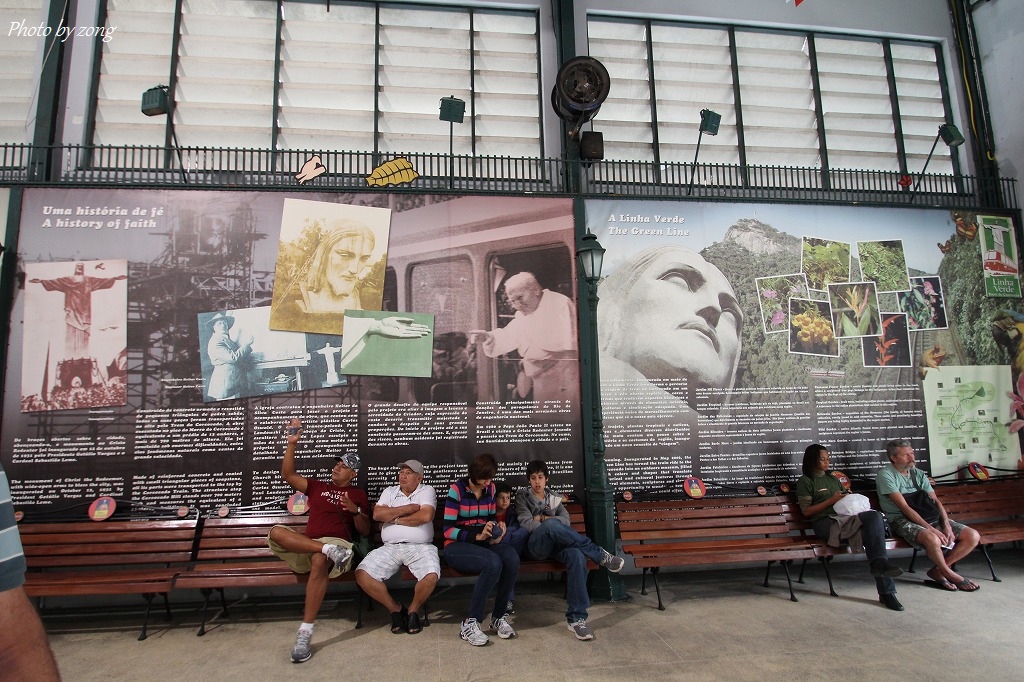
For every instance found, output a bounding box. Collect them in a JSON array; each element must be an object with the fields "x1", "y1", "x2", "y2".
[
  {"x1": 325, "y1": 234, "x2": 373, "y2": 298},
  {"x1": 616, "y1": 248, "x2": 742, "y2": 391}
]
